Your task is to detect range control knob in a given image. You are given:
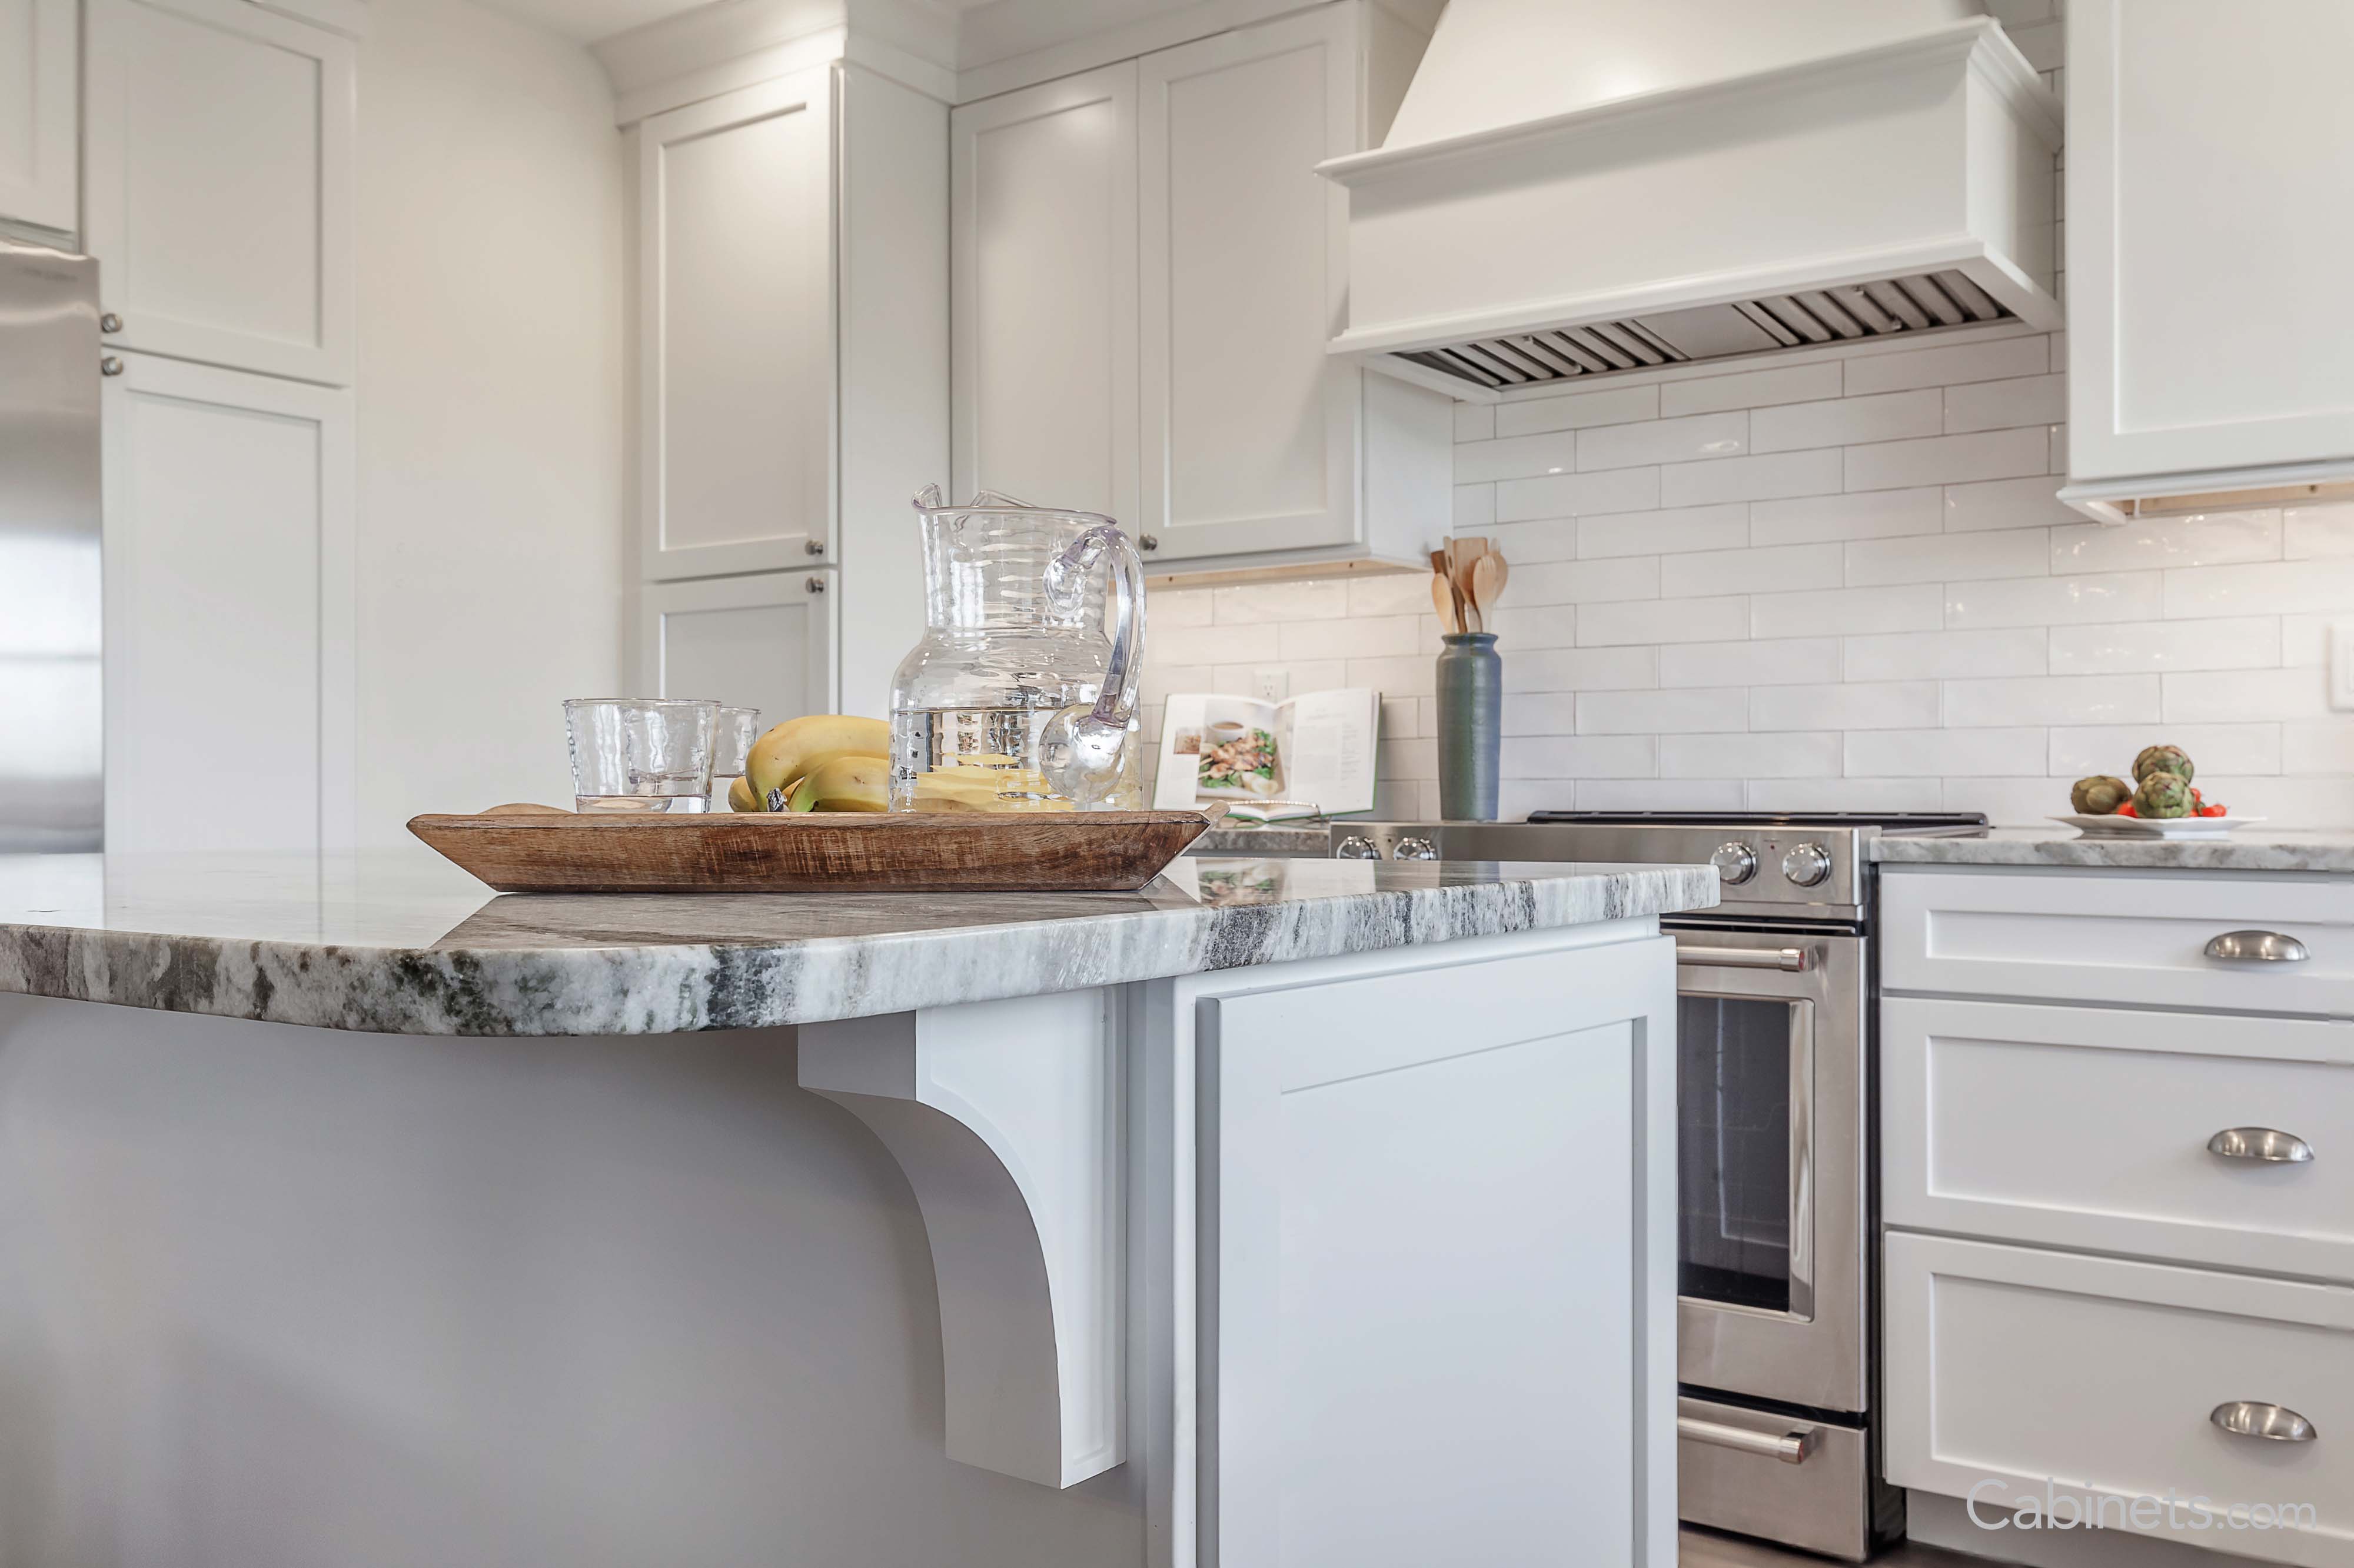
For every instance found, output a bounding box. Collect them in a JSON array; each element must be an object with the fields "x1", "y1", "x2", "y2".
[
  {"x1": 1334, "y1": 835, "x2": 1379, "y2": 860},
  {"x1": 1711, "y1": 841, "x2": 1758, "y2": 886},
  {"x1": 1782, "y1": 842, "x2": 1834, "y2": 888},
  {"x1": 1393, "y1": 835, "x2": 1439, "y2": 861}
]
